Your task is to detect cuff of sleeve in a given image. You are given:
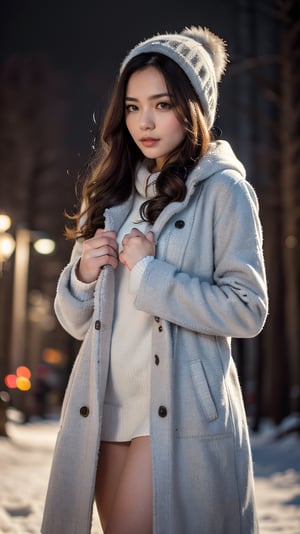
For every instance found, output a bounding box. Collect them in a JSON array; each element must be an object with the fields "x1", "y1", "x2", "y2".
[
  {"x1": 69, "y1": 261, "x2": 96, "y2": 301},
  {"x1": 129, "y1": 256, "x2": 154, "y2": 295}
]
